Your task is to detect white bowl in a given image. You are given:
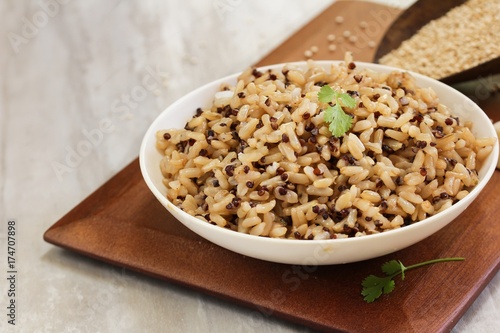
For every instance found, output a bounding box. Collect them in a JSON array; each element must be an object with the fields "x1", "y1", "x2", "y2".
[{"x1": 139, "y1": 61, "x2": 498, "y2": 265}]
